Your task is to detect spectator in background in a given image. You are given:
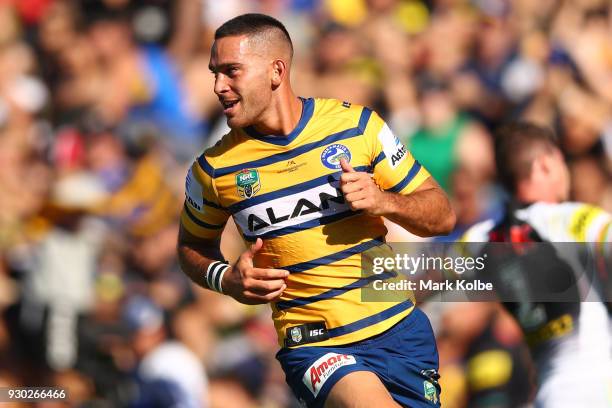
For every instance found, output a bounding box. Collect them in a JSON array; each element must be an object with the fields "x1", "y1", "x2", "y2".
[
  {"x1": 124, "y1": 295, "x2": 209, "y2": 408},
  {"x1": 437, "y1": 302, "x2": 532, "y2": 408},
  {"x1": 403, "y1": 77, "x2": 494, "y2": 193},
  {"x1": 15, "y1": 173, "x2": 108, "y2": 369},
  {"x1": 85, "y1": 8, "x2": 206, "y2": 161}
]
